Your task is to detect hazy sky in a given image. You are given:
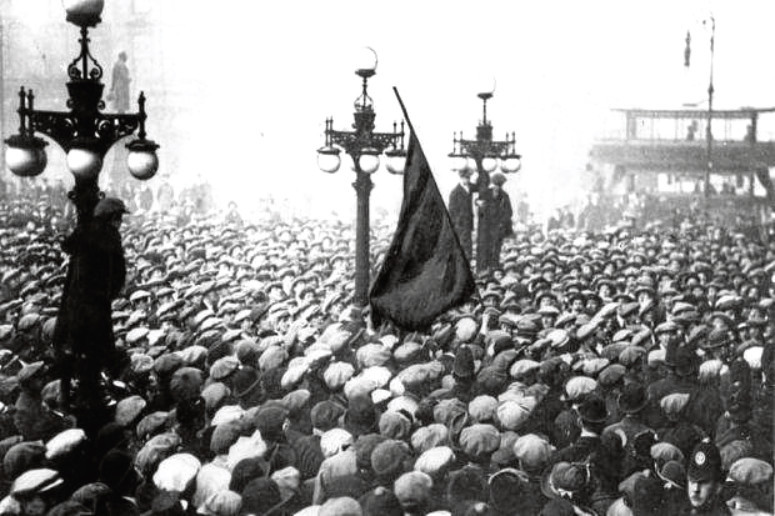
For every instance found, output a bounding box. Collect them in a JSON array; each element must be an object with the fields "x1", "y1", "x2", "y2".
[{"x1": 7, "y1": 0, "x2": 775, "y2": 220}]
